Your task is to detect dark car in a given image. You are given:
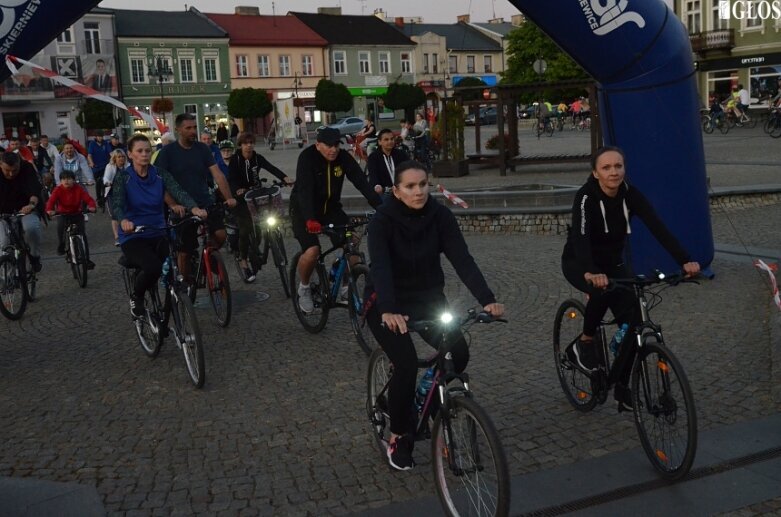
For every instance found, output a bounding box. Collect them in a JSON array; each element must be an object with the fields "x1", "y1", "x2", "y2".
[{"x1": 465, "y1": 107, "x2": 497, "y2": 126}]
